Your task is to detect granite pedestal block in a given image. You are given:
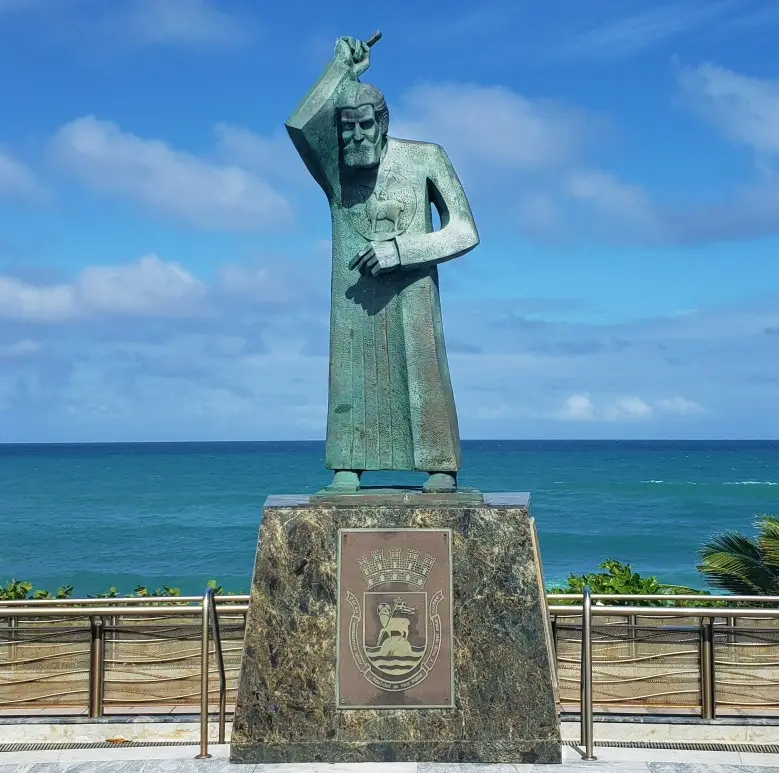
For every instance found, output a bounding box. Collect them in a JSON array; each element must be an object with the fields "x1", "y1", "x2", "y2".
[{"x1": 230, "y1": 493, "x2": 561, "y2": 765}]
